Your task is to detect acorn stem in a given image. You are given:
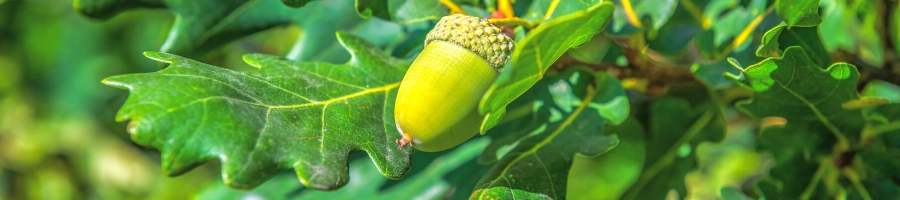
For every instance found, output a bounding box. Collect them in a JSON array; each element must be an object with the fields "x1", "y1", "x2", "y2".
[{"x1": 396, "y1": 137, "x2": 410, "y2": 150}]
